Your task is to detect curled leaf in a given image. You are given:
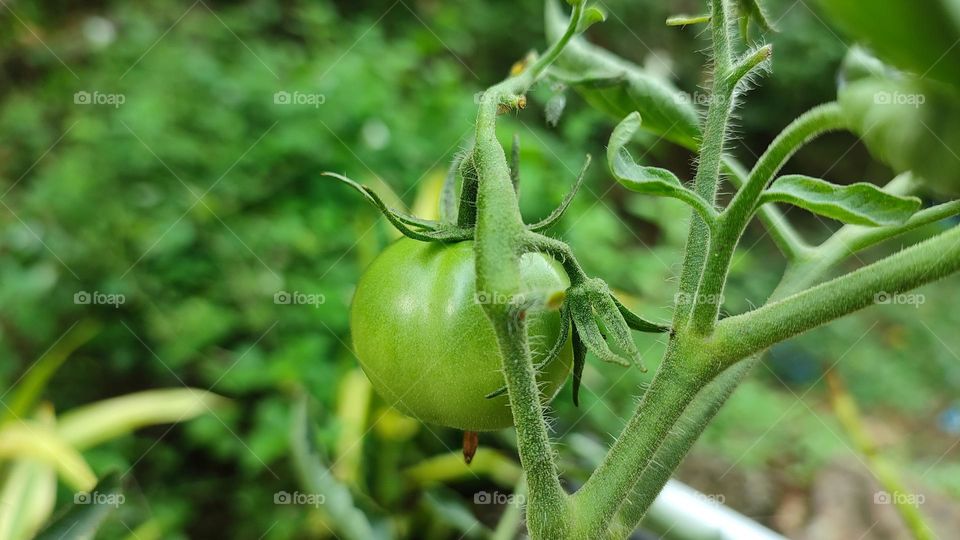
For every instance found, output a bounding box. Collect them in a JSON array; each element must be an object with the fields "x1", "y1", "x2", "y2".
[
  {"x1": 760, "y1": 175, "x2": 922, "y2": 226},
  {"x1": 608, "y1": 113, "x2": 718, "y2": 226},
  {"x1": 528, "y1": 155, "x2": 590, "y2": 232},
  {"x1": 576, "y1": 6, "x2": 606, "y2": 33}
]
